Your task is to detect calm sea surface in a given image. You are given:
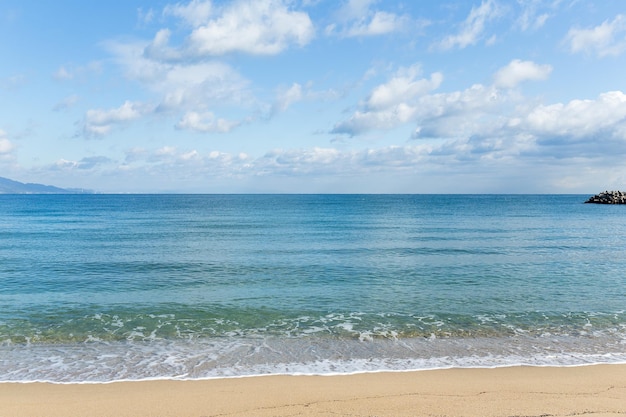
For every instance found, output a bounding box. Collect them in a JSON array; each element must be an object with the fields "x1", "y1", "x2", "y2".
[{"x1": 1, "y1": 194, "x2": 625, "y2": 382}]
